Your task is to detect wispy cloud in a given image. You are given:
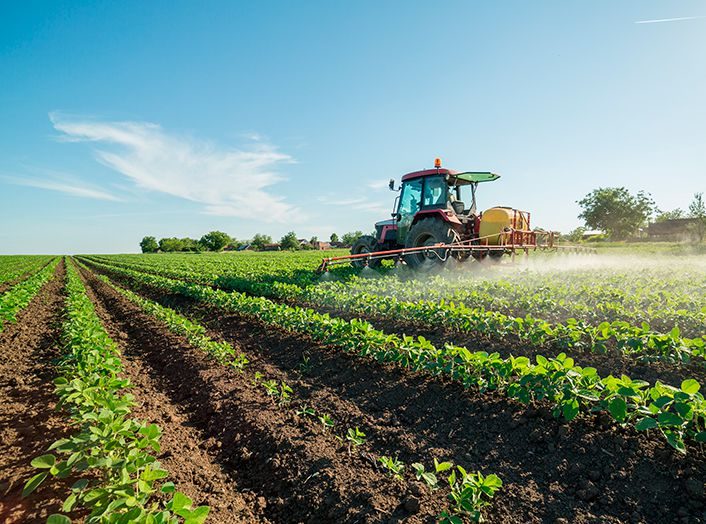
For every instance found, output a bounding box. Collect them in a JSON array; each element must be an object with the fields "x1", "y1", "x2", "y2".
[
  {"x1": 635, "y1": 16, "x2": 704, "y2": 24},
  {"x1": 3, "y1": 174, "x2": 121, "y2": 201},
  {"x1": 49, "y1": 113, "x2": 301, "y2": 222}
]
